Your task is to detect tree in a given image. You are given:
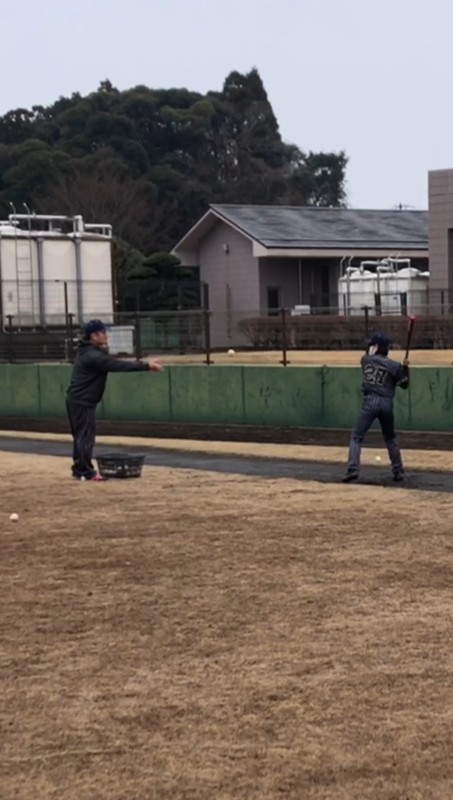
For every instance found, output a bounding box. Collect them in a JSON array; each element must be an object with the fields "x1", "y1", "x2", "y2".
[
  {"x1": 0, "y1": 69, "x2": 348, "y2": 254},
  {"x1": 34, "y1": 155, "x2": 155, "y2": 249}
]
